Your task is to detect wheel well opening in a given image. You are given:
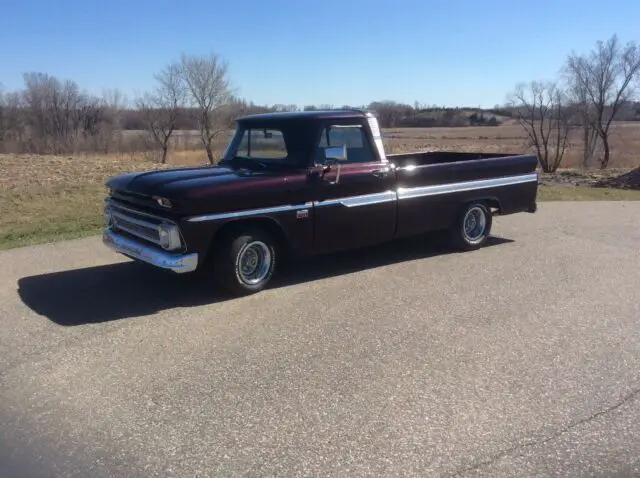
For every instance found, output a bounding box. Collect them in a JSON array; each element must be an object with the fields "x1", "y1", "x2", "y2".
[
  {"x1": 209, "y1": 218, "x2": 290, "y2": 259},
  {"x1": 479, "y1": 198, "x2": 501, "y2": 214}
]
